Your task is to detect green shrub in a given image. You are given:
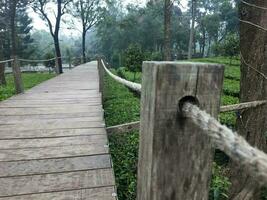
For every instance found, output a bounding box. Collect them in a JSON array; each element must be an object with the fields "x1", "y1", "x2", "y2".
[
  {"x1": 117, "y1": 67, "x2": 127, "y2": 79},
  {"x1": 44, "y1": 52, "x2": 55, "y2": 69},
  {"x1": 124, "y1": 44, "x2": 143, "y2": 81},
  {"x1": 103, "y1": 73, "x2": 140, "y2": 200},
  {"x1": 210, "y1": 163, "x2": 231, "y2": 200},
  {"x1": 223, "y1": 79, "x2": 240, "y2": 97},
  {"x1": 221, "y1": 95, "x2": 239, "y2": 106},
  {"x1": 212, "y1": 33, "x2": 239, "y2": 60}
]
